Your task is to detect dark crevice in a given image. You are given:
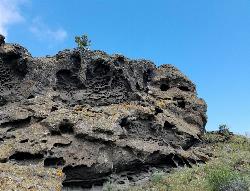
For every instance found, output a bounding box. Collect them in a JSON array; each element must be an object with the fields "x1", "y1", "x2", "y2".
[
  {"x1": 62, "y1": 152, "x2": 189, "y2": 189},
  {"x1": 92, "y1": 128, "x2": 114, "y2": 135},
  {"x1": 27, "y1": 94, "x2": 35, "y2": 99},
  {"x1": 53, "y1": 142, "x2": 72, "y2": 148},
  {"x1": 19, "y1": 139, "x2": 28, "y2": 143},
  {"x1": 44, "y1": 157, "x2": 66, "y2": 167},
  {"x1": 51, "y1": 106, "x2": 58, "y2": 112},
  {"x1": 58, "y1": 119, "x2": 74, "y2": 134},
  {"x1": 164, "y1": 121, "x2": 175, "y2": 129},
  {"x1": 75, "y1": 133, "x2": 114, "y2": 144},
  {"x1": 0, "y1": 158, "x2": 7, "y2": 163},
  {"x1": 173, "y1": 97, "x2": 186, "y2": 109},
  {"x1": 56, "y1": 69, "x2": 83, "y2": 90},
  {"x1": 120, "y1": 117, "x2": 130, "y2": 128},
  {"x1": 171, "y1": 154, "x2": 185, "y2": 167},
  {"x1": 143, "y1": 69, "x2": 153, "y2": 84},
  {"x1": 50, "y1": 130, "x2": 62, "y2": 136},
  {"x1": 70, "y1": 53, "x2": 81, "y2": 67},
  {"x1": 9, "y1": 152, "x2": 43, "y2": 161},
  {"x1": 182, "y1": 136, "x2": 200, "y2": 150},
  {"x1": 178, "y1": 86, "x2": 190, "y2": 91},
  {"x1": 3, "y1": 117, "x2": 31, "y2": 131},
  {"x1": 160, "y1": 84, "x2": 170, "y2": 91},
  {"x1": 62, "y1": 165, "x2": 111, "y2": 188},
  {"x1": 135, "y1": 82, "x2": 141, "y2": 90},
  {"x1": 0, "y1": 95, "x2": 7, "y2": 106},
  {"x1": 155, "y1": 107, "x2": 163, "y2": 115}
]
